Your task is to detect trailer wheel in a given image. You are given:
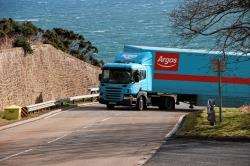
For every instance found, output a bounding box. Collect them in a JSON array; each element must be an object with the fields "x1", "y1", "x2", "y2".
[
  {"x1": 106, "y1": 104, "x2": 115, "y2": 110},
  {"x1": 136, "y1": 96, "x2": 144, "y2": 111},
  {"x1": 159, "y1": 97, "x2": 175, "y2": 110},
  {"x1": 169, "y1": 97, "x2": 175, "y2": 110},
  {"x1": 158, "y1": 97, "x2": 166, "y2": 110}
]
